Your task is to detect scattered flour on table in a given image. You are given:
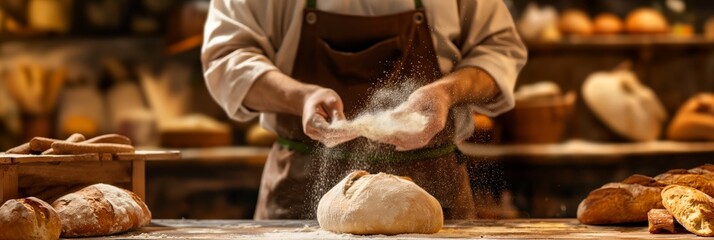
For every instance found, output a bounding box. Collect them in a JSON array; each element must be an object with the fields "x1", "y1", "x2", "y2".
[{"x1": 127, "y1": 233, "x2": 169, "y2": 239}]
